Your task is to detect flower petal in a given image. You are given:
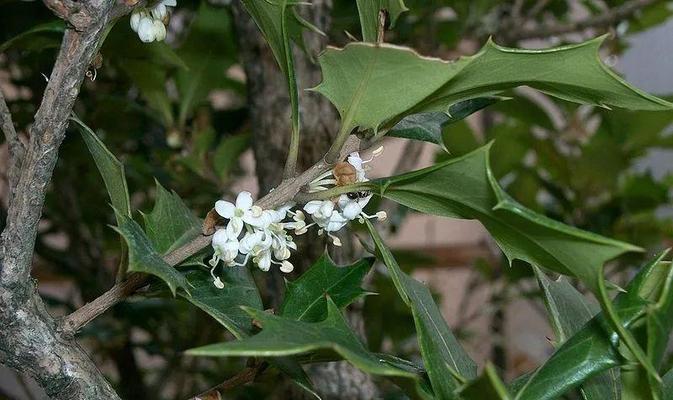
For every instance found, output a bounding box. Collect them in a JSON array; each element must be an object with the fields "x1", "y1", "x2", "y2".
[
  {"x1": 215, "y1": 200, "x2": 236, "y2": 218},
  {"x1": 304, "y1": 201, "x2": 323, "y2": 214},
  {"x1": 342, "y1": 201, "x2": 362, "y2": 220},
  {"x1": 236, "y1": 191, "x2": 253, "y2": 210}
]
